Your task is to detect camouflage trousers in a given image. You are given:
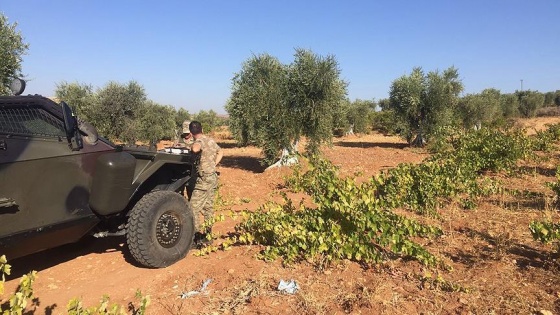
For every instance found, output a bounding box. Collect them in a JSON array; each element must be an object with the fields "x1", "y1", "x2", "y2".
[{"x1": 190, "y1": 172, "x2": 218, "y2": 233}]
